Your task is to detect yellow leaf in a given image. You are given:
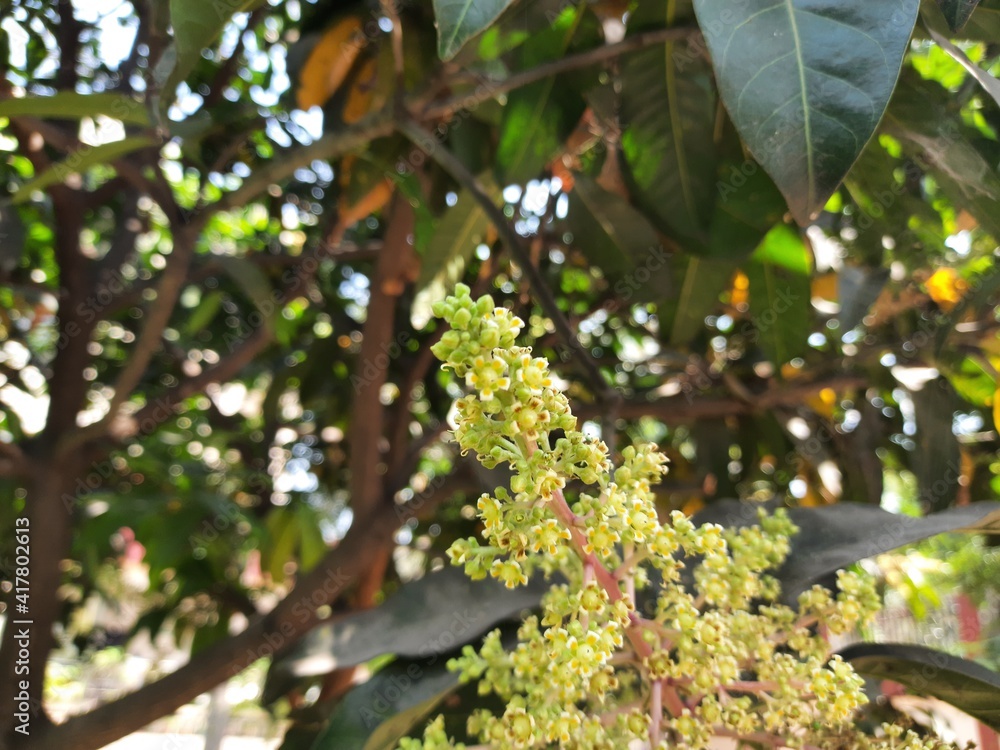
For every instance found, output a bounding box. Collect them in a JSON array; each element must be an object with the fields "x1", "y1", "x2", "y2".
[
  {"x1": 730, "y1": 270, "x2": 749, "y2": 308},
  {"x1": 811, "y1": 272, "x2": 838, "y2": 302},
  {"x1": 994, "y1": 387, "x2": 1000, "y2": 433},
  {"x1": 297, "y1": 16, "x2": 364, "y2": 111},
  {"x1": 337, "y1": 179, "x2": 394, "y2": 228},
  {"x1": 341, "y1": 56, "x2": 378, "y2": 124},
  {"x1": 925, "y1": 267, "x2": 968, "y2": 312},
  {"x1": 806, "y1": 387, "x2": 838, "y2": 419}
]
